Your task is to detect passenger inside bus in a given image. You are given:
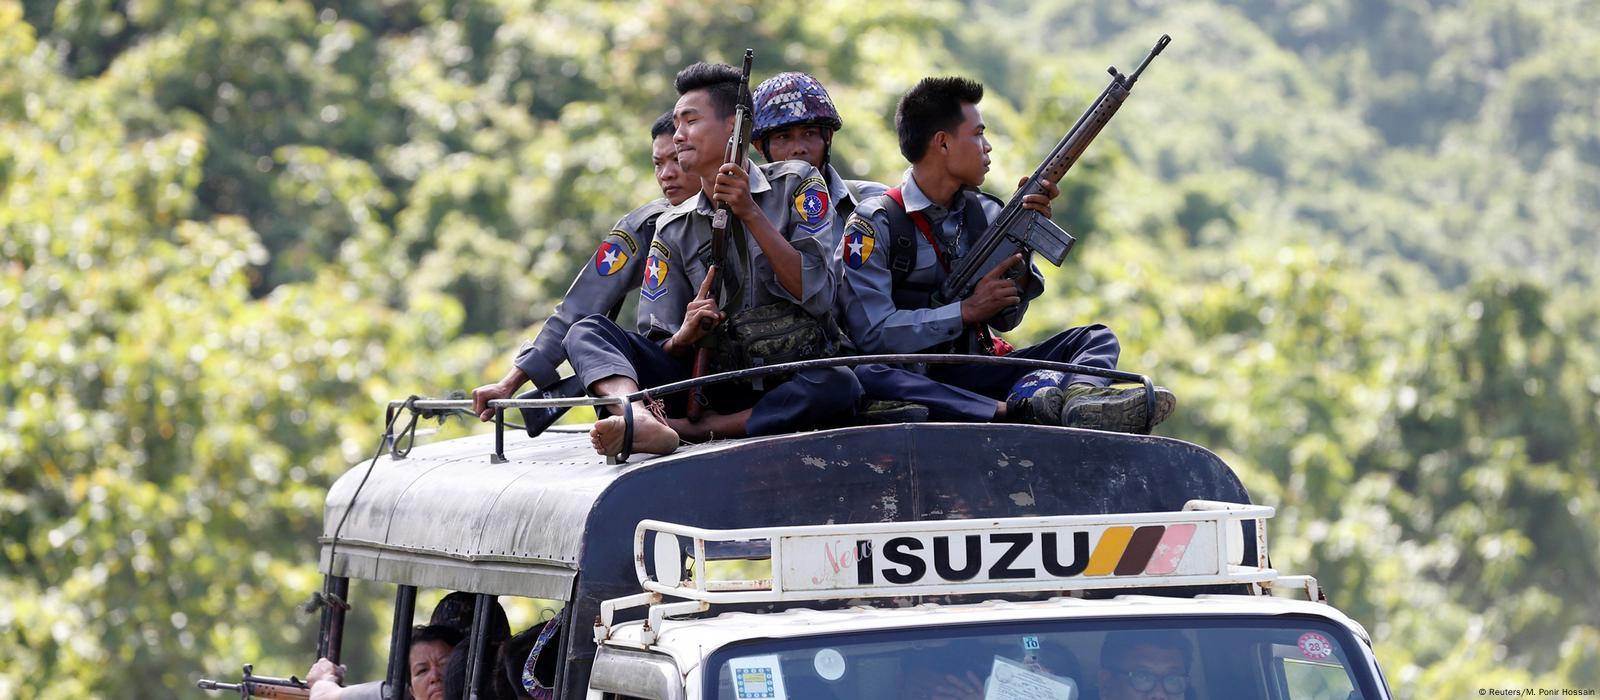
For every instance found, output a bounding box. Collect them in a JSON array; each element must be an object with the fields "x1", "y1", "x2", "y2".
[
  {"x1": 305, "y1": 593, "x2": 505, "y2": 700},
  {"x1": 406, "y1": 625, "x2": 463, "y2": 700},
  {"x1": 1096, "y1": 630, "x2": 1193, "y2": 700}
]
